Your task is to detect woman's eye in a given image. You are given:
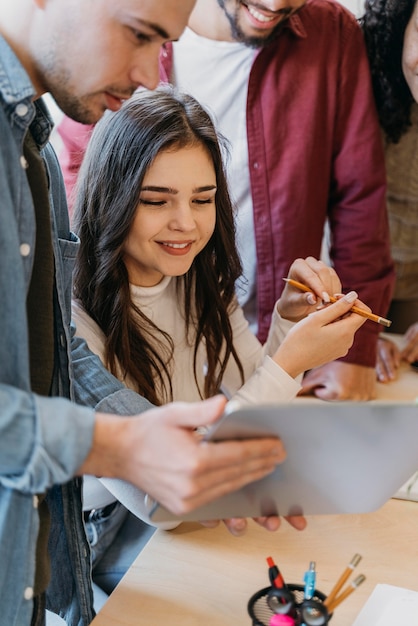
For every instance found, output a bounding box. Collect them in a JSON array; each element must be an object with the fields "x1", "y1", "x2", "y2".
[
  {"x1": 139, "y1": 199, "x2": 165, "y2": 206},
  {"x1": 194, "y1": 197, "x2": 215, "y2": 205}
]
